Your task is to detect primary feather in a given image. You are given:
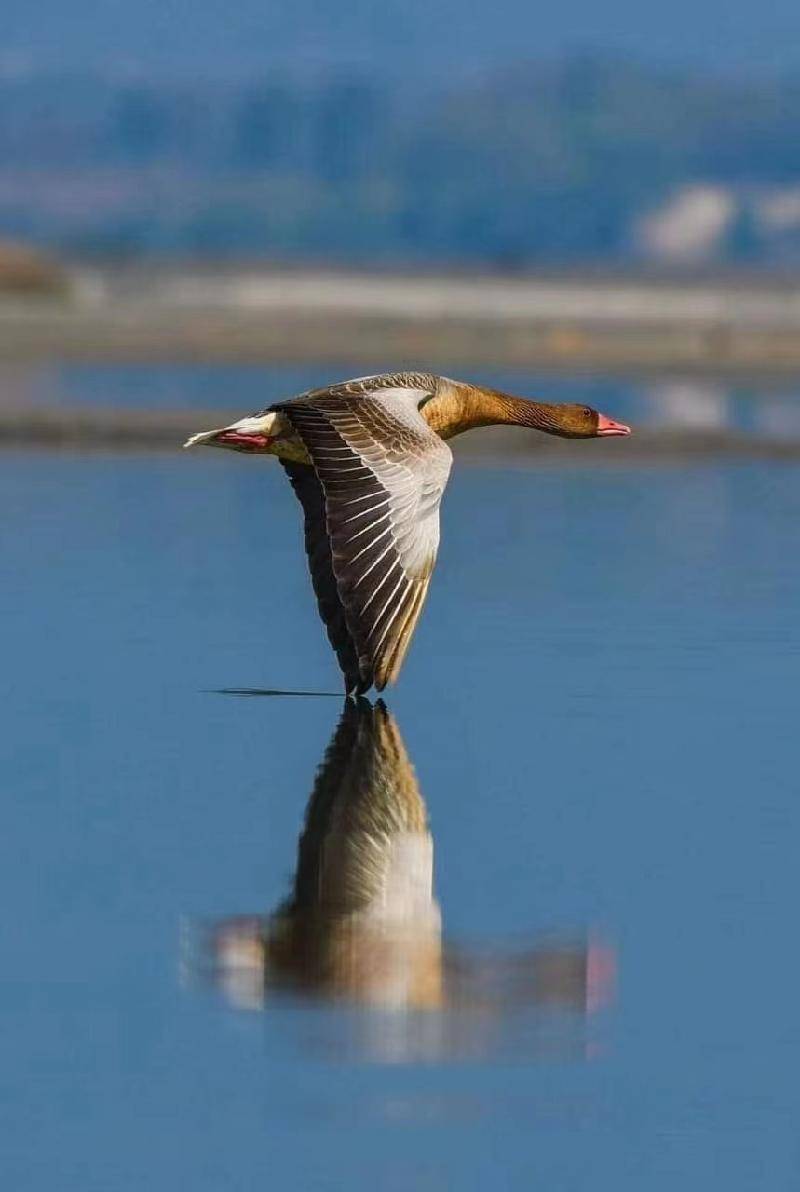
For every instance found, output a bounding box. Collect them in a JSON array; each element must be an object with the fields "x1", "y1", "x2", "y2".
[{"x1": 273, "y1": 374, "x2": 452, "y2": 693}]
